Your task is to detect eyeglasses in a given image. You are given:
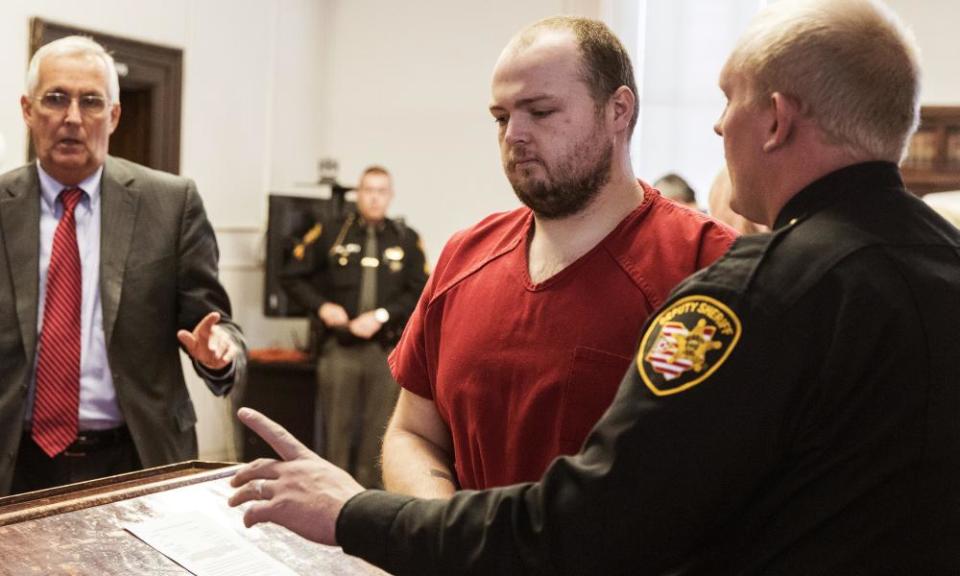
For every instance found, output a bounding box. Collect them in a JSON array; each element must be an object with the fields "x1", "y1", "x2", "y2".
[{"x1": 34, "y1": 92, "x2": 110, "y2": 116}]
